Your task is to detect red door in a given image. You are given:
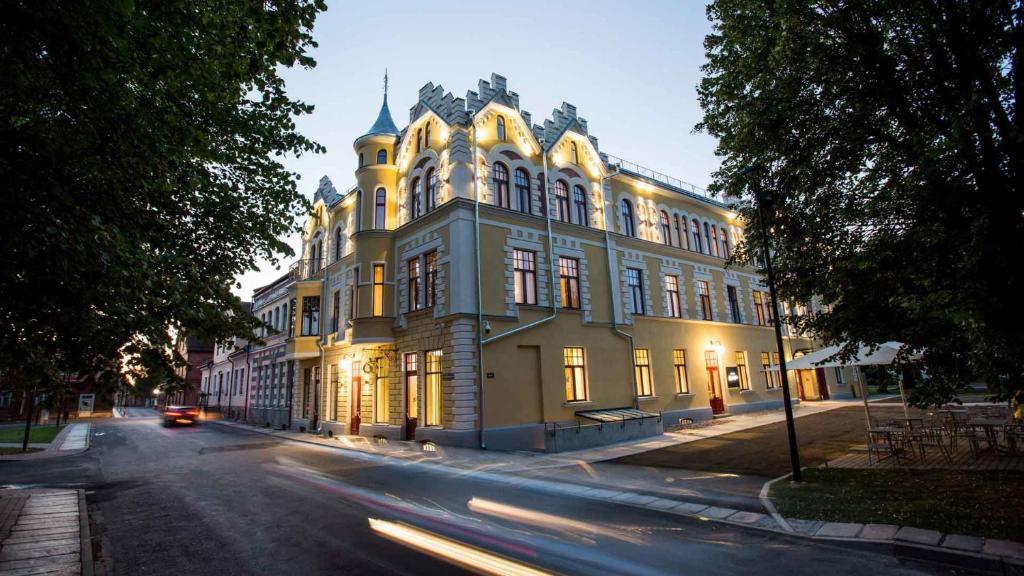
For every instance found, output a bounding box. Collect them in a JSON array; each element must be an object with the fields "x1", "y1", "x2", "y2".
[
  {"x1": 350, "y1": 362, "x2": 362, "y2": 434},
  {"x1": 815, "y1": 368, "x2": 830, "y2": 400},
  {"x1": 705, "y1": 351, "x2": 726, "y2": 414}
]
